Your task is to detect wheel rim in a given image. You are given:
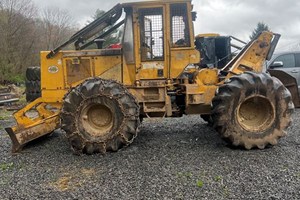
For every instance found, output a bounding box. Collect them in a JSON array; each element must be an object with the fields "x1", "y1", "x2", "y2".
[
  {"x1": 236, "y1": 95, "x2": 275, "y2": 132},
  {"x1": 80, "y1": 103, "x2": 113, "y2": 137}
]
